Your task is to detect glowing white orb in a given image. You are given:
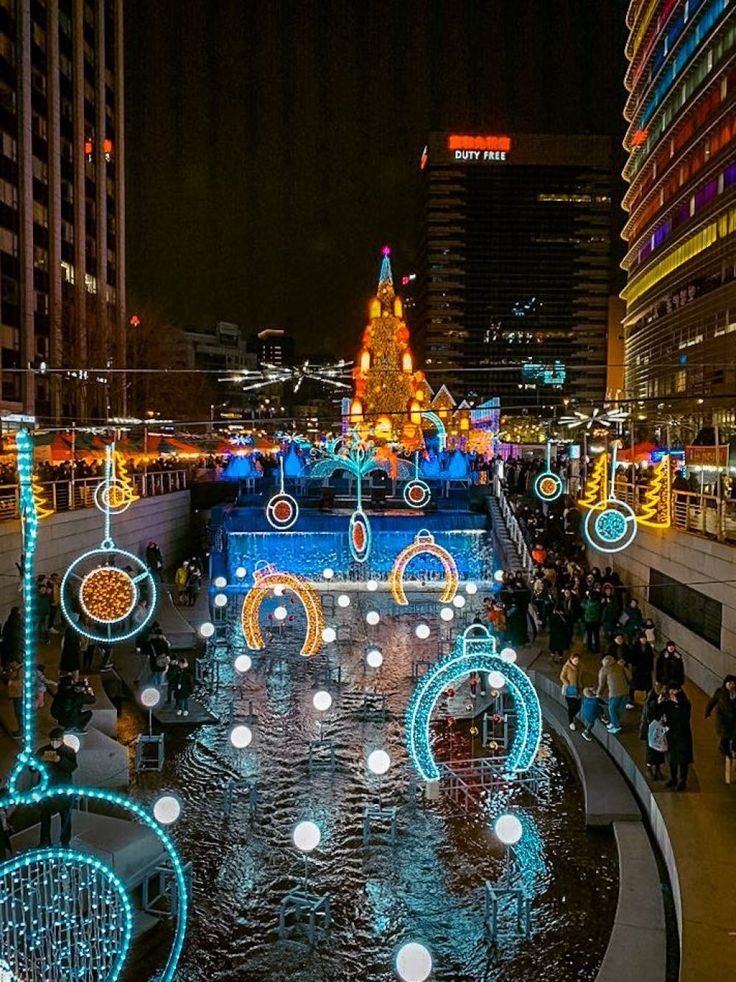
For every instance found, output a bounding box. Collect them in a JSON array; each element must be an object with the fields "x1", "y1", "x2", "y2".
[
  {"x1": 213, "y1": 576, "x2": 227, "y2": 589},
  {"x1": 488, "y1": 670, "x2": 506, "y2": 690},
  {"x1": 214, "y1": 592, "x2": 228, "y2": 608},
  {"x1": 153, "y1": 795, "x2": 181, "y2": 825},
  {"x1": 273, "y1": 584, "x2": 285, "y2": 597},
  {"x1": 366, "y1": 610, "x2": 380, "y2": 626},
  {"x1": 199, "y1": 622, "x2": 215, "y2": 638},
  {"x1": 293, "y1": 820, "x2": 321, "y2": 853},
  {"x1": 63, "y1": 733, "x2": 80, "y2": 752},
  {"x1": 493, "y1": 570, "x2": 505, "y2": 583},
  {"x1": 440, "y1": 607, "x2": 454, "y2": 622},
  {"x1": 366, "y1": 648, "x2": 383, "y2": 669},
  {"x1": 313, "y1": 690, "x2": 332, "y2": 712},
  {"x1": 337, "y1": 594, "x2": 351, "y2": 608},
  {"x1": 395, "y1": 941, "x2": 433, "y2": 982},
  {"x1": 322, "y1": 627, "x2": 337, "y2": 644},
  {"x1": 465, "y1": 582, "x2": 478, "y2": 595},
  {"x1": 452, "y1": 595, "x2": 466, "y2": 609},
  {"x1": 500, "y1": 647, "x2": 517, "y2": 664},
  {"x1": 234, "y1": 654, "x2": 252, "y2": 674},
  {"x1": 415, "y1": 623, "x2": 430, "y2": 640},
  {"x1": 367, "y1": 749, "x2": 391, "y2": 775},
  {"x1": 366, "y1": 579, "x2": 378, "y2": 592},
  {"x1": 322, "y1": 567, "x2": 335, "y2": 580},
  {"x1": 235, "y1": 566, "x2": 247, "y2": 579},
  {"x1": 229, "y1": 724, "x2": 253, "y2": 749},
  {"x1": 274, "y1": 605, "x2": 288, "y2": 621},
  {"x1": 140, "y1": 687, "x2": 161, "y2": 708},
  {"x1": 494, "y1": 813, "x2": 523, "y2": 845}
]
